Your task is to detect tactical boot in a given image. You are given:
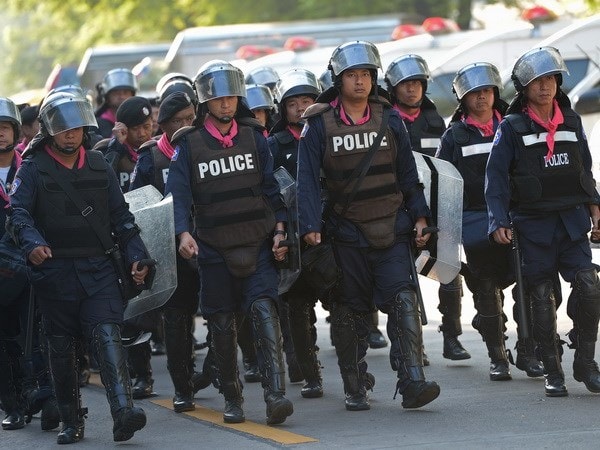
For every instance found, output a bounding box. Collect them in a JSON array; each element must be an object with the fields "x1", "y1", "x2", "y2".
[
  {"x1": 289, "y1": 302, "x2": 323, "y2": 398},
  {"x1": 209, "y1": 313, "x2": 245, "y2": 423},
  {"x1": 163, "y1": 308, "x2": 195, "y2": 412},
  {"x1": 515, "y1": 338, "x2": 544, "y2": 377},
  {"x1": 251, "y1": 299, "x2": 293, "y2": 424},
  {"x1": 0, "y1": 340, "x2": 25, "y2": 431},
  {"x1": 389, "y1": 291, "x2": 440, "y2": 409},
  {"x1": 242, "y1": 358, "x2": 261, "y2": 383},
  {"x1": 92, "y1": 324, "x2": 146, "y2": 442},
  {"x1": 488, "y1": 346, "x2": 512, "y2": 381},
  {"x1": 573, "y1": 341, "x2": 600, "y2": 393},
  {"x1": 572, "y1": 269, "x2": 600, "y2": 393},
  {"x1": 193, "y1": 347, "x2": 218, "y2": 392},
  {"x1": 236, "y1": 315, "x2": 261, "y2": 383},
  {"x1": 368, "y1": 312, "x2": 388, "y2": 349},
  {"x1": 439, "y1": 279, "x2": 470, "y2": 360},
  {"x1": 40, "y1": 395, "x2": 60, "y2": 431},
  {"x1": 47, "y1": 336, "x2": 86, "y2": 444},
  {"x1": 128, "y1": 342, "x2": 154, "y2": 399}
]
